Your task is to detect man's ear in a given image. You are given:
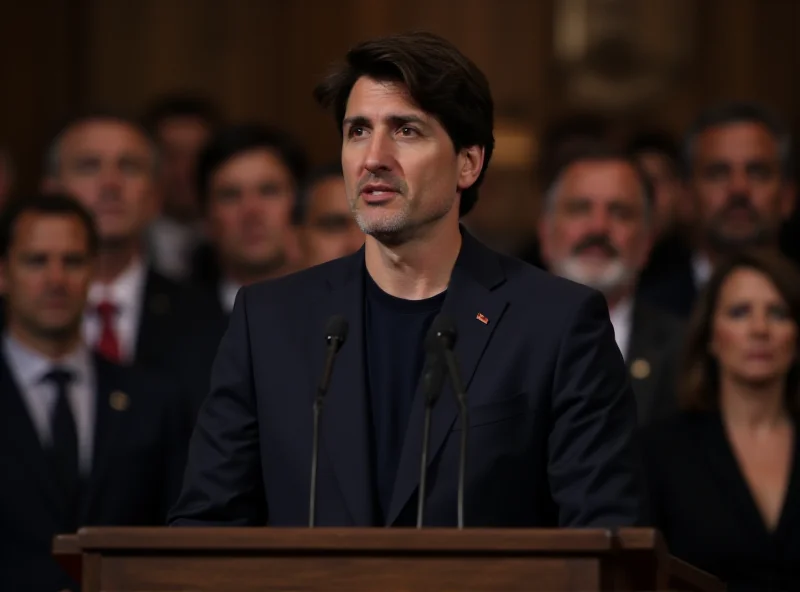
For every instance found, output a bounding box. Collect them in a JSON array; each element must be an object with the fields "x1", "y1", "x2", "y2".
[{"x1": 457, "y1": 146, "x2": 484, "y2": 192}]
